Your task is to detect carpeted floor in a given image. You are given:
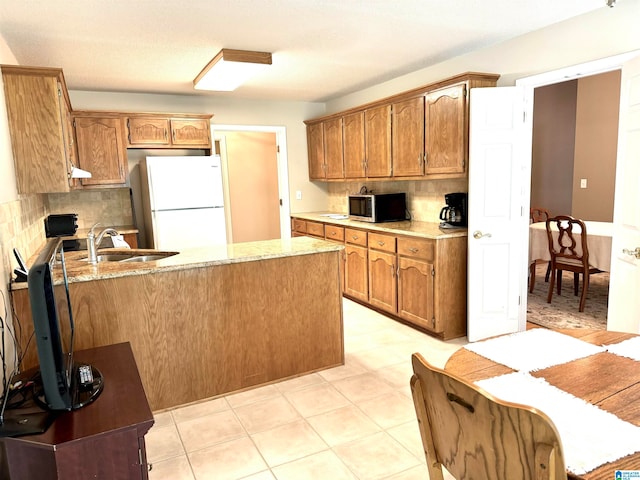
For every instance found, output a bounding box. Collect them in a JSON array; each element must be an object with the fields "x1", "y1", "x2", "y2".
[{"x1": 527, "y1": 263, "x2": 609, "y2": 330}]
